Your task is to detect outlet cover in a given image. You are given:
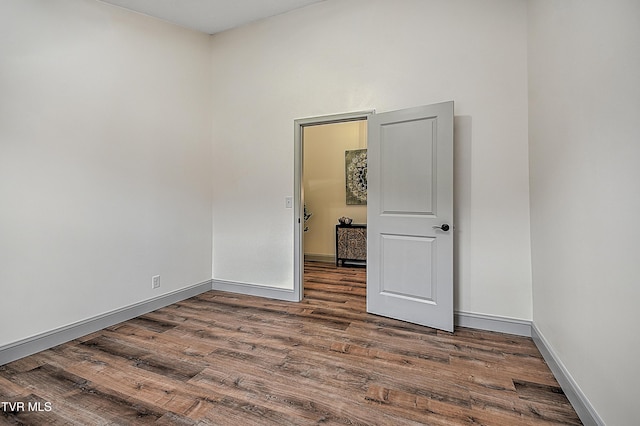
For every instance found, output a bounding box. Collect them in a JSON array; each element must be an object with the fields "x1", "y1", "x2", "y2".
[{"x1": 152, "y1": 275, "x2": 160, "y2": 289}]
